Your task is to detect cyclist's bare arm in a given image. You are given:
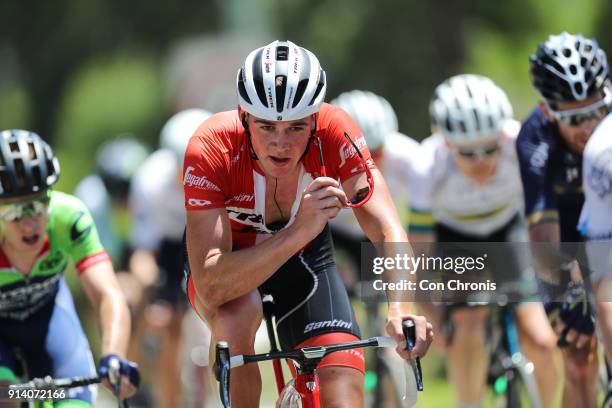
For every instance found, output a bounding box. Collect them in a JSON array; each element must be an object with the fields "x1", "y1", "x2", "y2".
[
  {"x1": 128, "y1": 249, "x2": 159, "y2": 288},
  {"x1": 345, "y1": 169, "x2": 405, "y2": 242},
  {"x1": 529, "y1": 219, "x2": 560, "y2": 243},
  {"x1": 80, "y1": 260, "x2": 131, "y2": 357},
  {"x1": 528, "y1": 219, "x2": 569, "y2": 285},
  {"x1": 343, "y1": 169, "x2": 432, "y2": 357},
  {"x1": 186, "y1": 177, "x2": 346, "y2": 310}
]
